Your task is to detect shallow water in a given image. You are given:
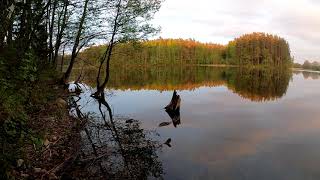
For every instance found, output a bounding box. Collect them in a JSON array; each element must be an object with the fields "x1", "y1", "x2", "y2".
[{"x1": 71, "y1": 67, "x2": 320, "y2": 179}]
